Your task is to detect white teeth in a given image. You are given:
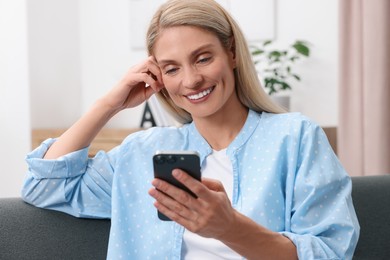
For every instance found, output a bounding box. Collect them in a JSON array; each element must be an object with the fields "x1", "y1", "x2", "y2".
[{"x1": 187, "y1": 88, "x2": 213, "y2": 100}]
